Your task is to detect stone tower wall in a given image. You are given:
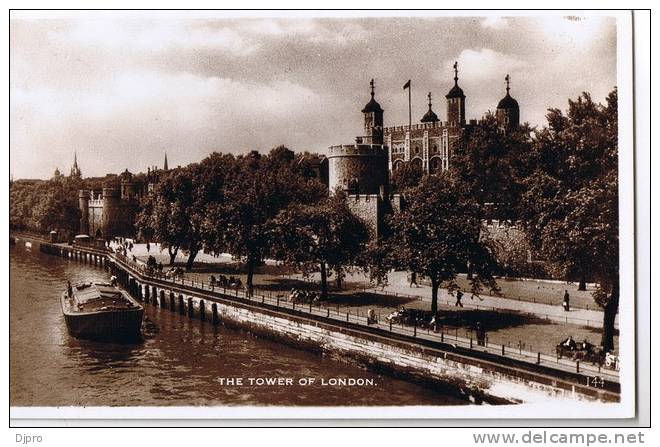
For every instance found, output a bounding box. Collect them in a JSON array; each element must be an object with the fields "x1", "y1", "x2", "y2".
[
  {"x1": 327, "y1": 144, "x2": 389, "y2": 195},
  {"x1": 447, "y1": 96, "x2": 465, "y2": 127},
  {"x1": 345, "y1": 194, "x2": 384, "y2": 238},
  {"x1": 78, "y1": 190, "x2": 90, "y2": 235}
]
